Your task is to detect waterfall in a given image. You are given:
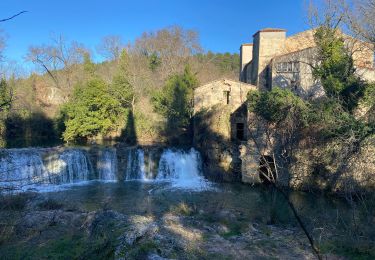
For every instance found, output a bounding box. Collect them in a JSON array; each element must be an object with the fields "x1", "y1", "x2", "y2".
[
  {"x1": 157, "y1": 148, "x2": 209, "y2": 190},
  {"x1": 0, "y1": 148, "x2": 91, "y2": 190},
  {"x1": 97, "y1": 148, "x2": 117, "y2": 181},
  {"x1": 0, "y1": 149, "x2": 47, "y2": 188},
  {"x1": 124, "y1": 149, "x2": 147, "y2": 180},
  {"x1": 1, "y1": 146, "x2": 210, "y2": 192}
]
